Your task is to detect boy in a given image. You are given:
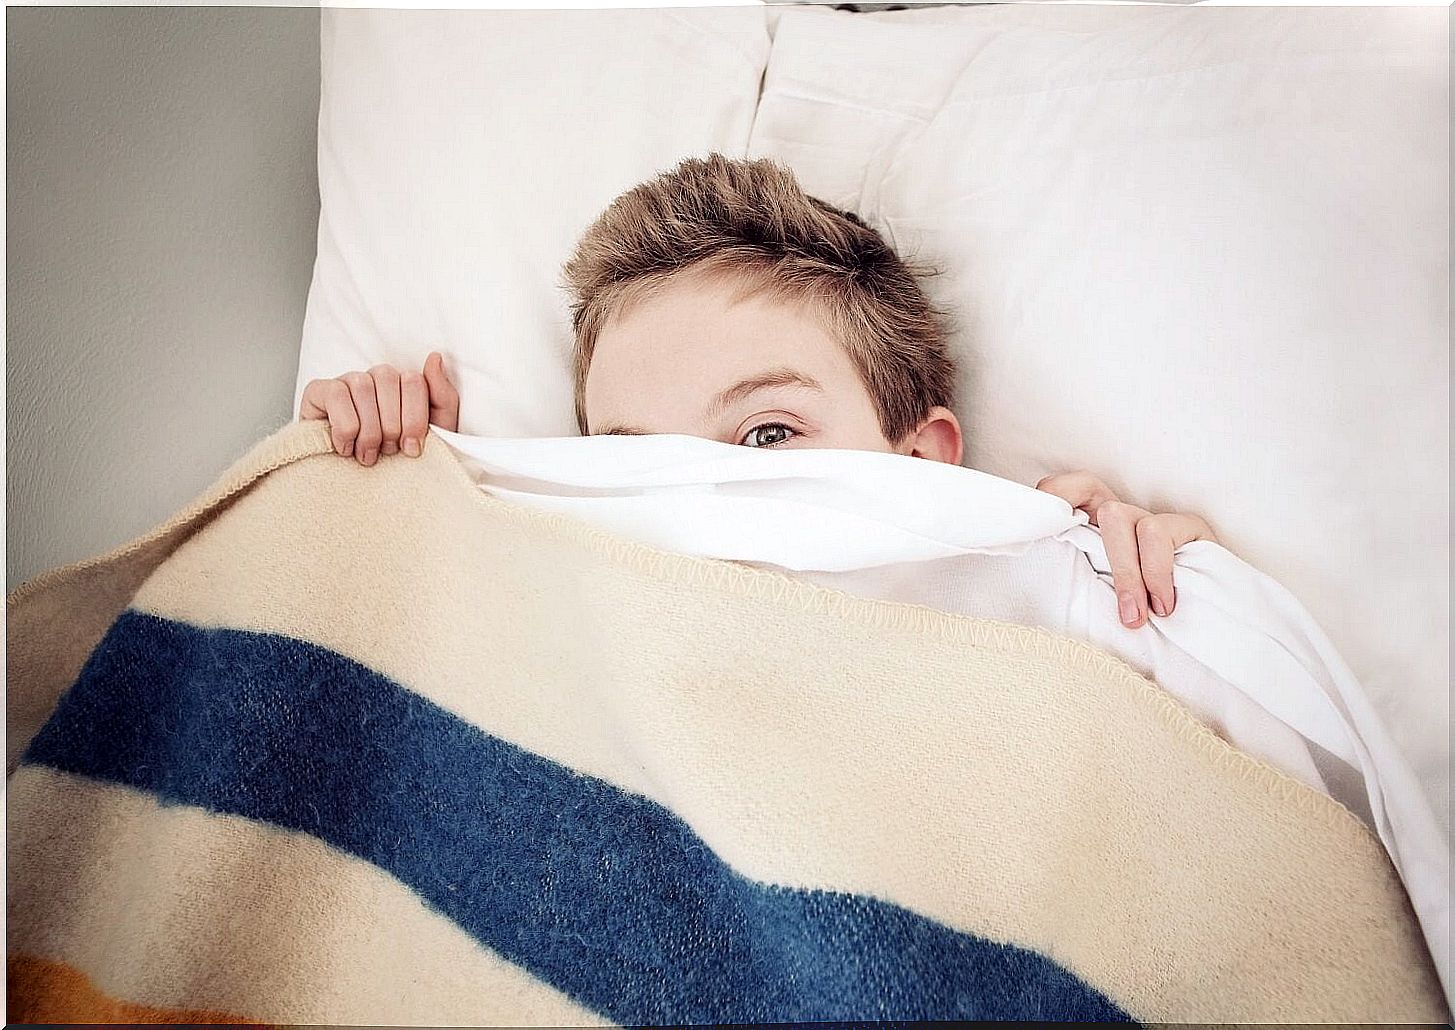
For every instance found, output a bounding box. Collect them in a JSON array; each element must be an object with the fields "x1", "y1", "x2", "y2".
[{"x1": 299, "y1": 153, "x2": 1215, "y2": 630}]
